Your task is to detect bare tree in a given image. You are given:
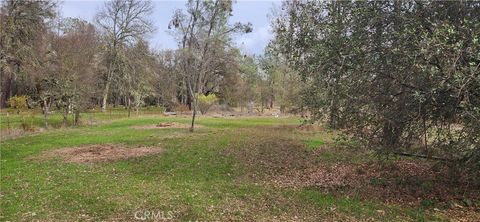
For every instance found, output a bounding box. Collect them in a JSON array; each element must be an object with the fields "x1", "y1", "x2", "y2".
[
  {"x1": 55, "y1": 18, "x2": 99, "y2": 126},
  {"x1": 152, "y1": 50, "x2": 181, "y2": 111},
  {"x1": 95, "y1": 0, "x2": 154, "y2": 112},
  {"x1": 169, "y1": 0, "x2": 251, "y2": 131}
]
